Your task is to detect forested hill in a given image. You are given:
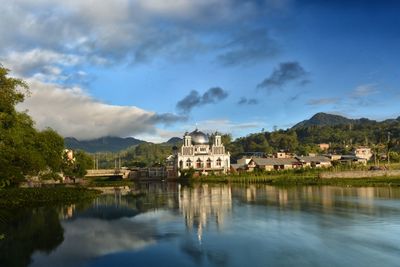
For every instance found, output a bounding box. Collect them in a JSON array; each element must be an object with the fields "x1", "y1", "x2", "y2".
[
  {"x1": 64, "y1": 113, "x2": 400, "y2": 165},
  {"x1": 64, "y1": 136, "x2": 146, "y2": 153},
  {"x1": 227, "y1": 113, "x2": 400, "y2": 161},
  {"x1": 292, "y1": 112, "x2": 376, "y2": 128}
]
